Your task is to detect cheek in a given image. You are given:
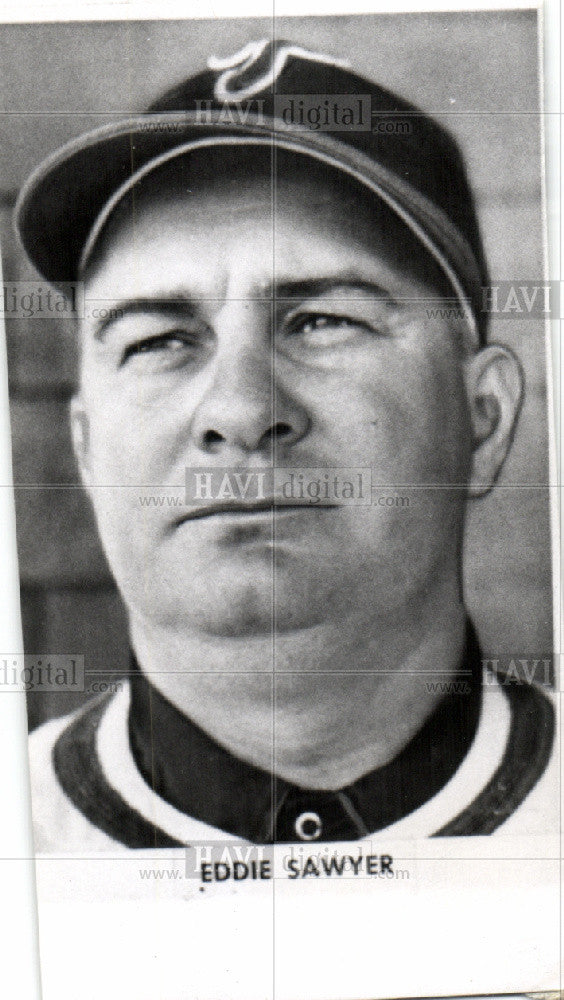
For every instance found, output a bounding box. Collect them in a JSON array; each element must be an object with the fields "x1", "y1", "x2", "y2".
[
  {"x1": 84, "y1": 395, "x2": 178, "y2": 484},
  {"x1": 307, "y1": 351, "x2": 470, "y2": 481},
  {"x1": 80, "y1": 356, "x2": 200, "y2": 481},
  {"x1": 390, "y1": 364, "x2": 468, "y2": 468}
]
